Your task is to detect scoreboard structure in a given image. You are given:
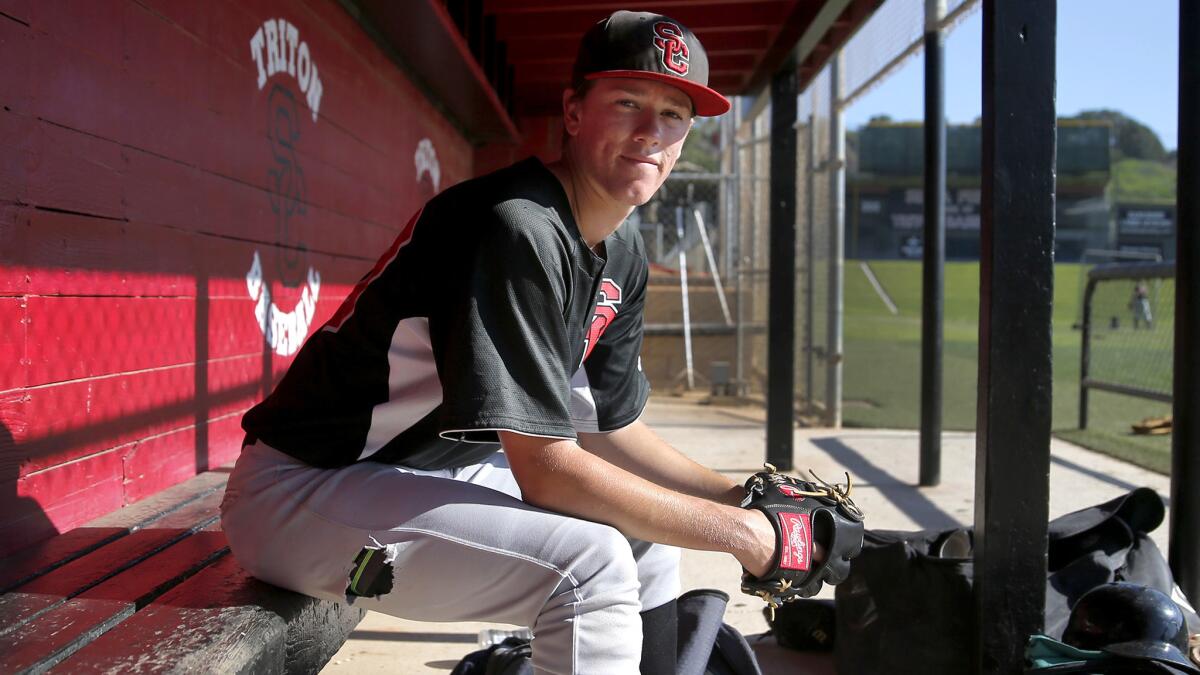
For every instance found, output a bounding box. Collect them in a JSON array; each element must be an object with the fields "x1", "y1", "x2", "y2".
[{"x1": 847, "y1": 120, "x2": 1136, "y2": 261}]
